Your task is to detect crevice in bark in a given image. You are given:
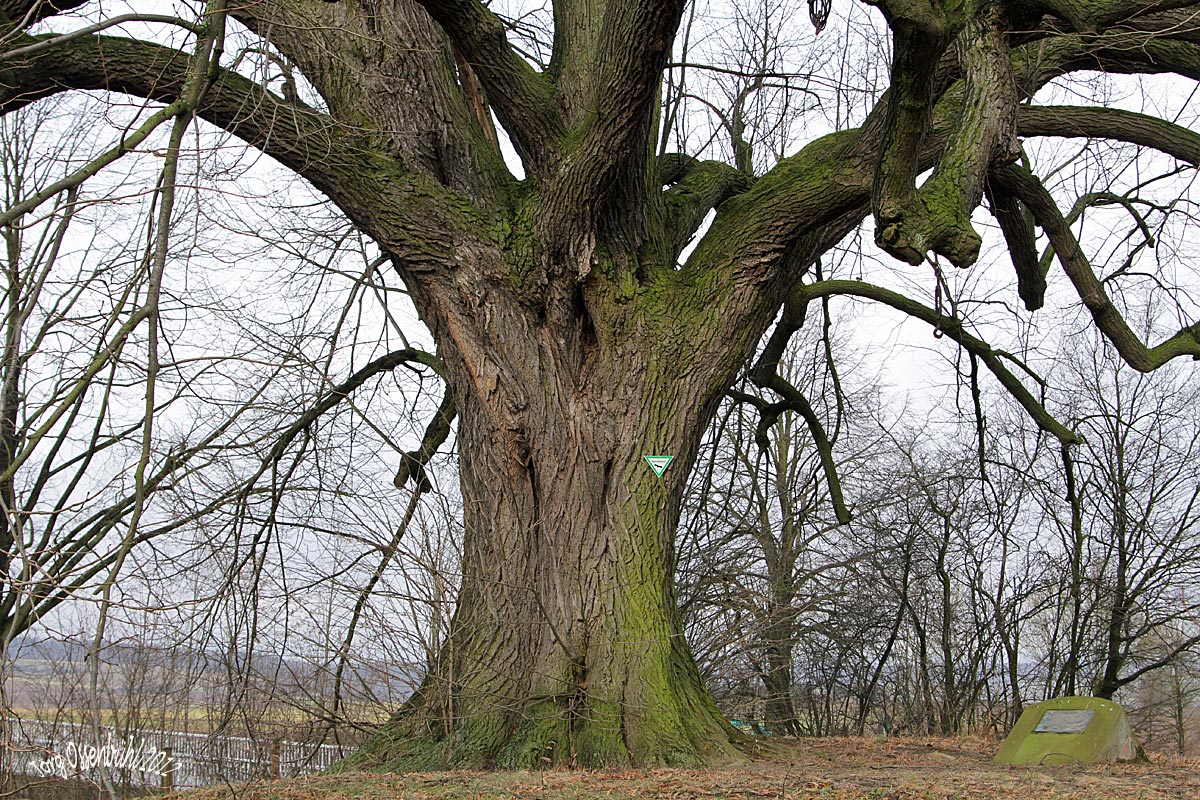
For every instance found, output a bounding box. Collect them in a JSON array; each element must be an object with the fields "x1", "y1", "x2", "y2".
[
  {"x1": 574, "y1": 285, "x2": 596, "y2": 350},
  {"x1": 415, "y1": 0, "x2": 562, "y2": 172},
  {"x1": 566, "y1": 652, "x2": 587, "y2": 765},
  {"x1": 527, "y1": 453, "x2": 542, "y2": 546}
]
